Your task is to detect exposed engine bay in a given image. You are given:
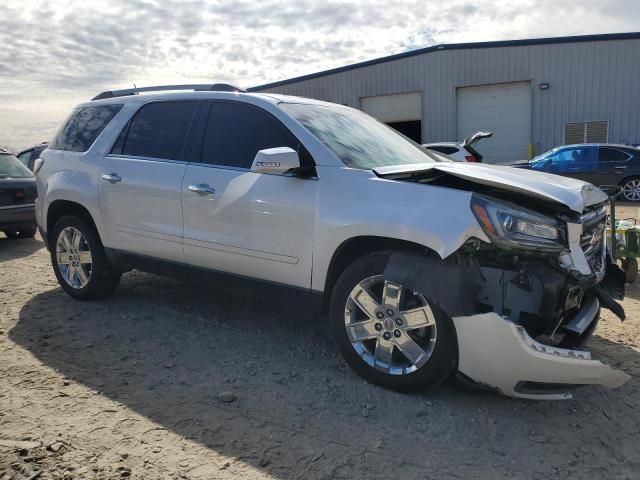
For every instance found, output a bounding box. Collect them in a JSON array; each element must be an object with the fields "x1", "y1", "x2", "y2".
[{"x1": 377, "y1": 166, "x2": 630, "y2": 399}]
